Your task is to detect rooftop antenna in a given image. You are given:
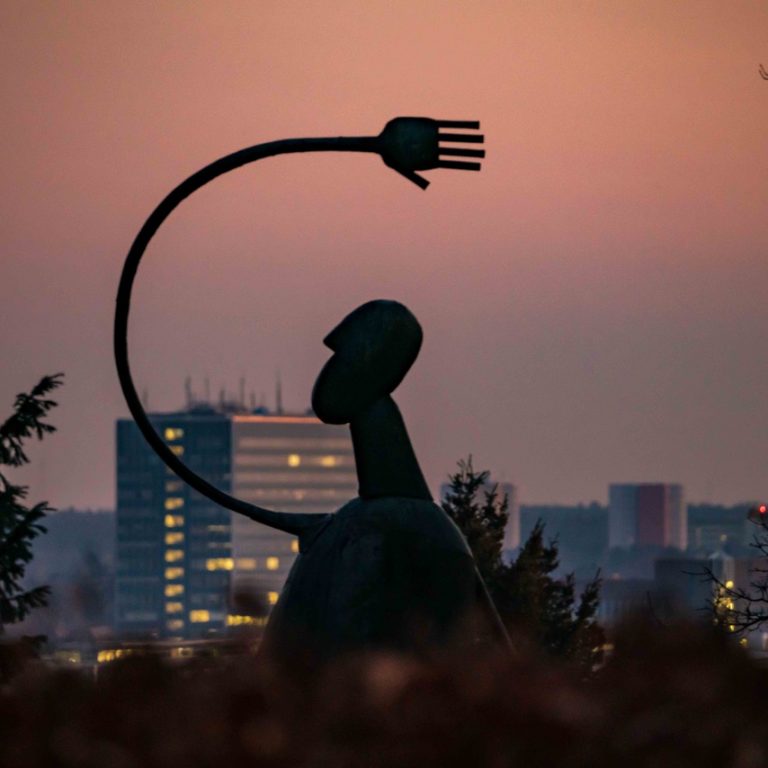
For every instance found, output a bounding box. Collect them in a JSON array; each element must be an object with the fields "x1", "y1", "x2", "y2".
[
  {"x1": 239, "y1": 376, "x2": 246, "y2": 409},
  {"x1": 276, "y1": 370, "x2": 283, "y2": 415},
  {"x1": 184, "y1": 375, "x2": 193, "y2": 409},
  {"x1": 204, "y1": 376, "x2": 211, "y2": 404},
  {"x1": 249, "y1": 391, "x2": 256, "y2": 411}
]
